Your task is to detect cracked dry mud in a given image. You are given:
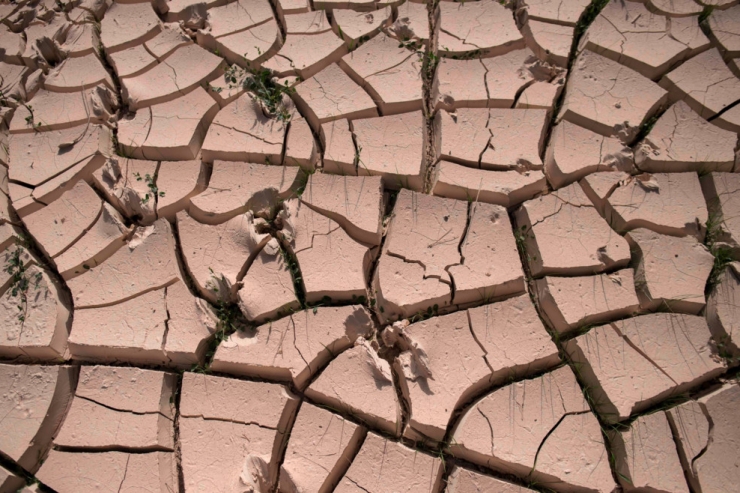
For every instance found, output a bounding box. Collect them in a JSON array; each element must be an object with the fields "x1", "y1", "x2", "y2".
[{"x1": 0, "y1": 1, "x2": 739, "y2": 493}]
